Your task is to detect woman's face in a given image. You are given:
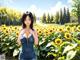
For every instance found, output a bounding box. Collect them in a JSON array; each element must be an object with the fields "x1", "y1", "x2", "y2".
[{"x1": 24, "y1": 16, "x2": 31, "y2": 27}]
